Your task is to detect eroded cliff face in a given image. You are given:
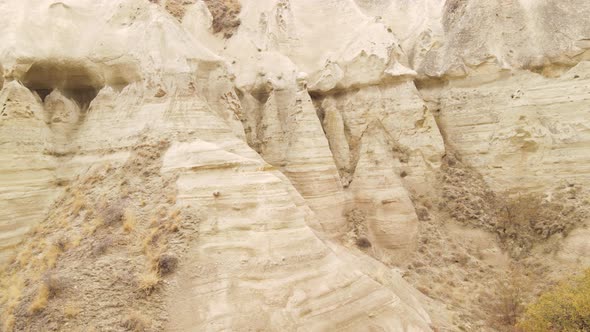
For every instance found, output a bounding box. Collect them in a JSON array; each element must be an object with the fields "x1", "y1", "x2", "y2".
[{"x1": 0, "y1": 0, "x2": 589, "y2": 331}]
